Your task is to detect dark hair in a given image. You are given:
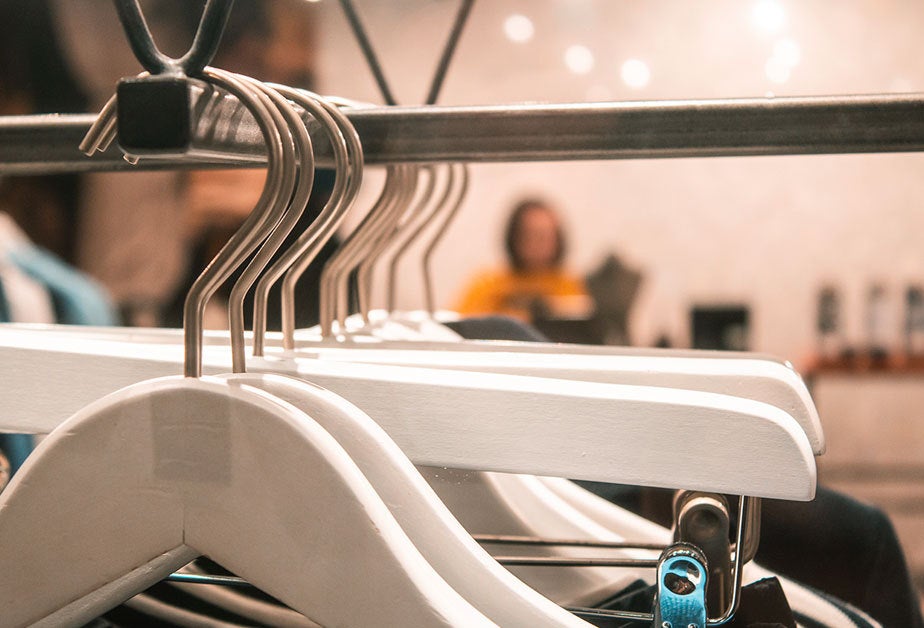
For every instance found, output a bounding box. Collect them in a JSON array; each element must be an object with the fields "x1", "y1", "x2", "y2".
[{"x1": 503, "y1": 199, "x2": 566, "y2": 271}]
